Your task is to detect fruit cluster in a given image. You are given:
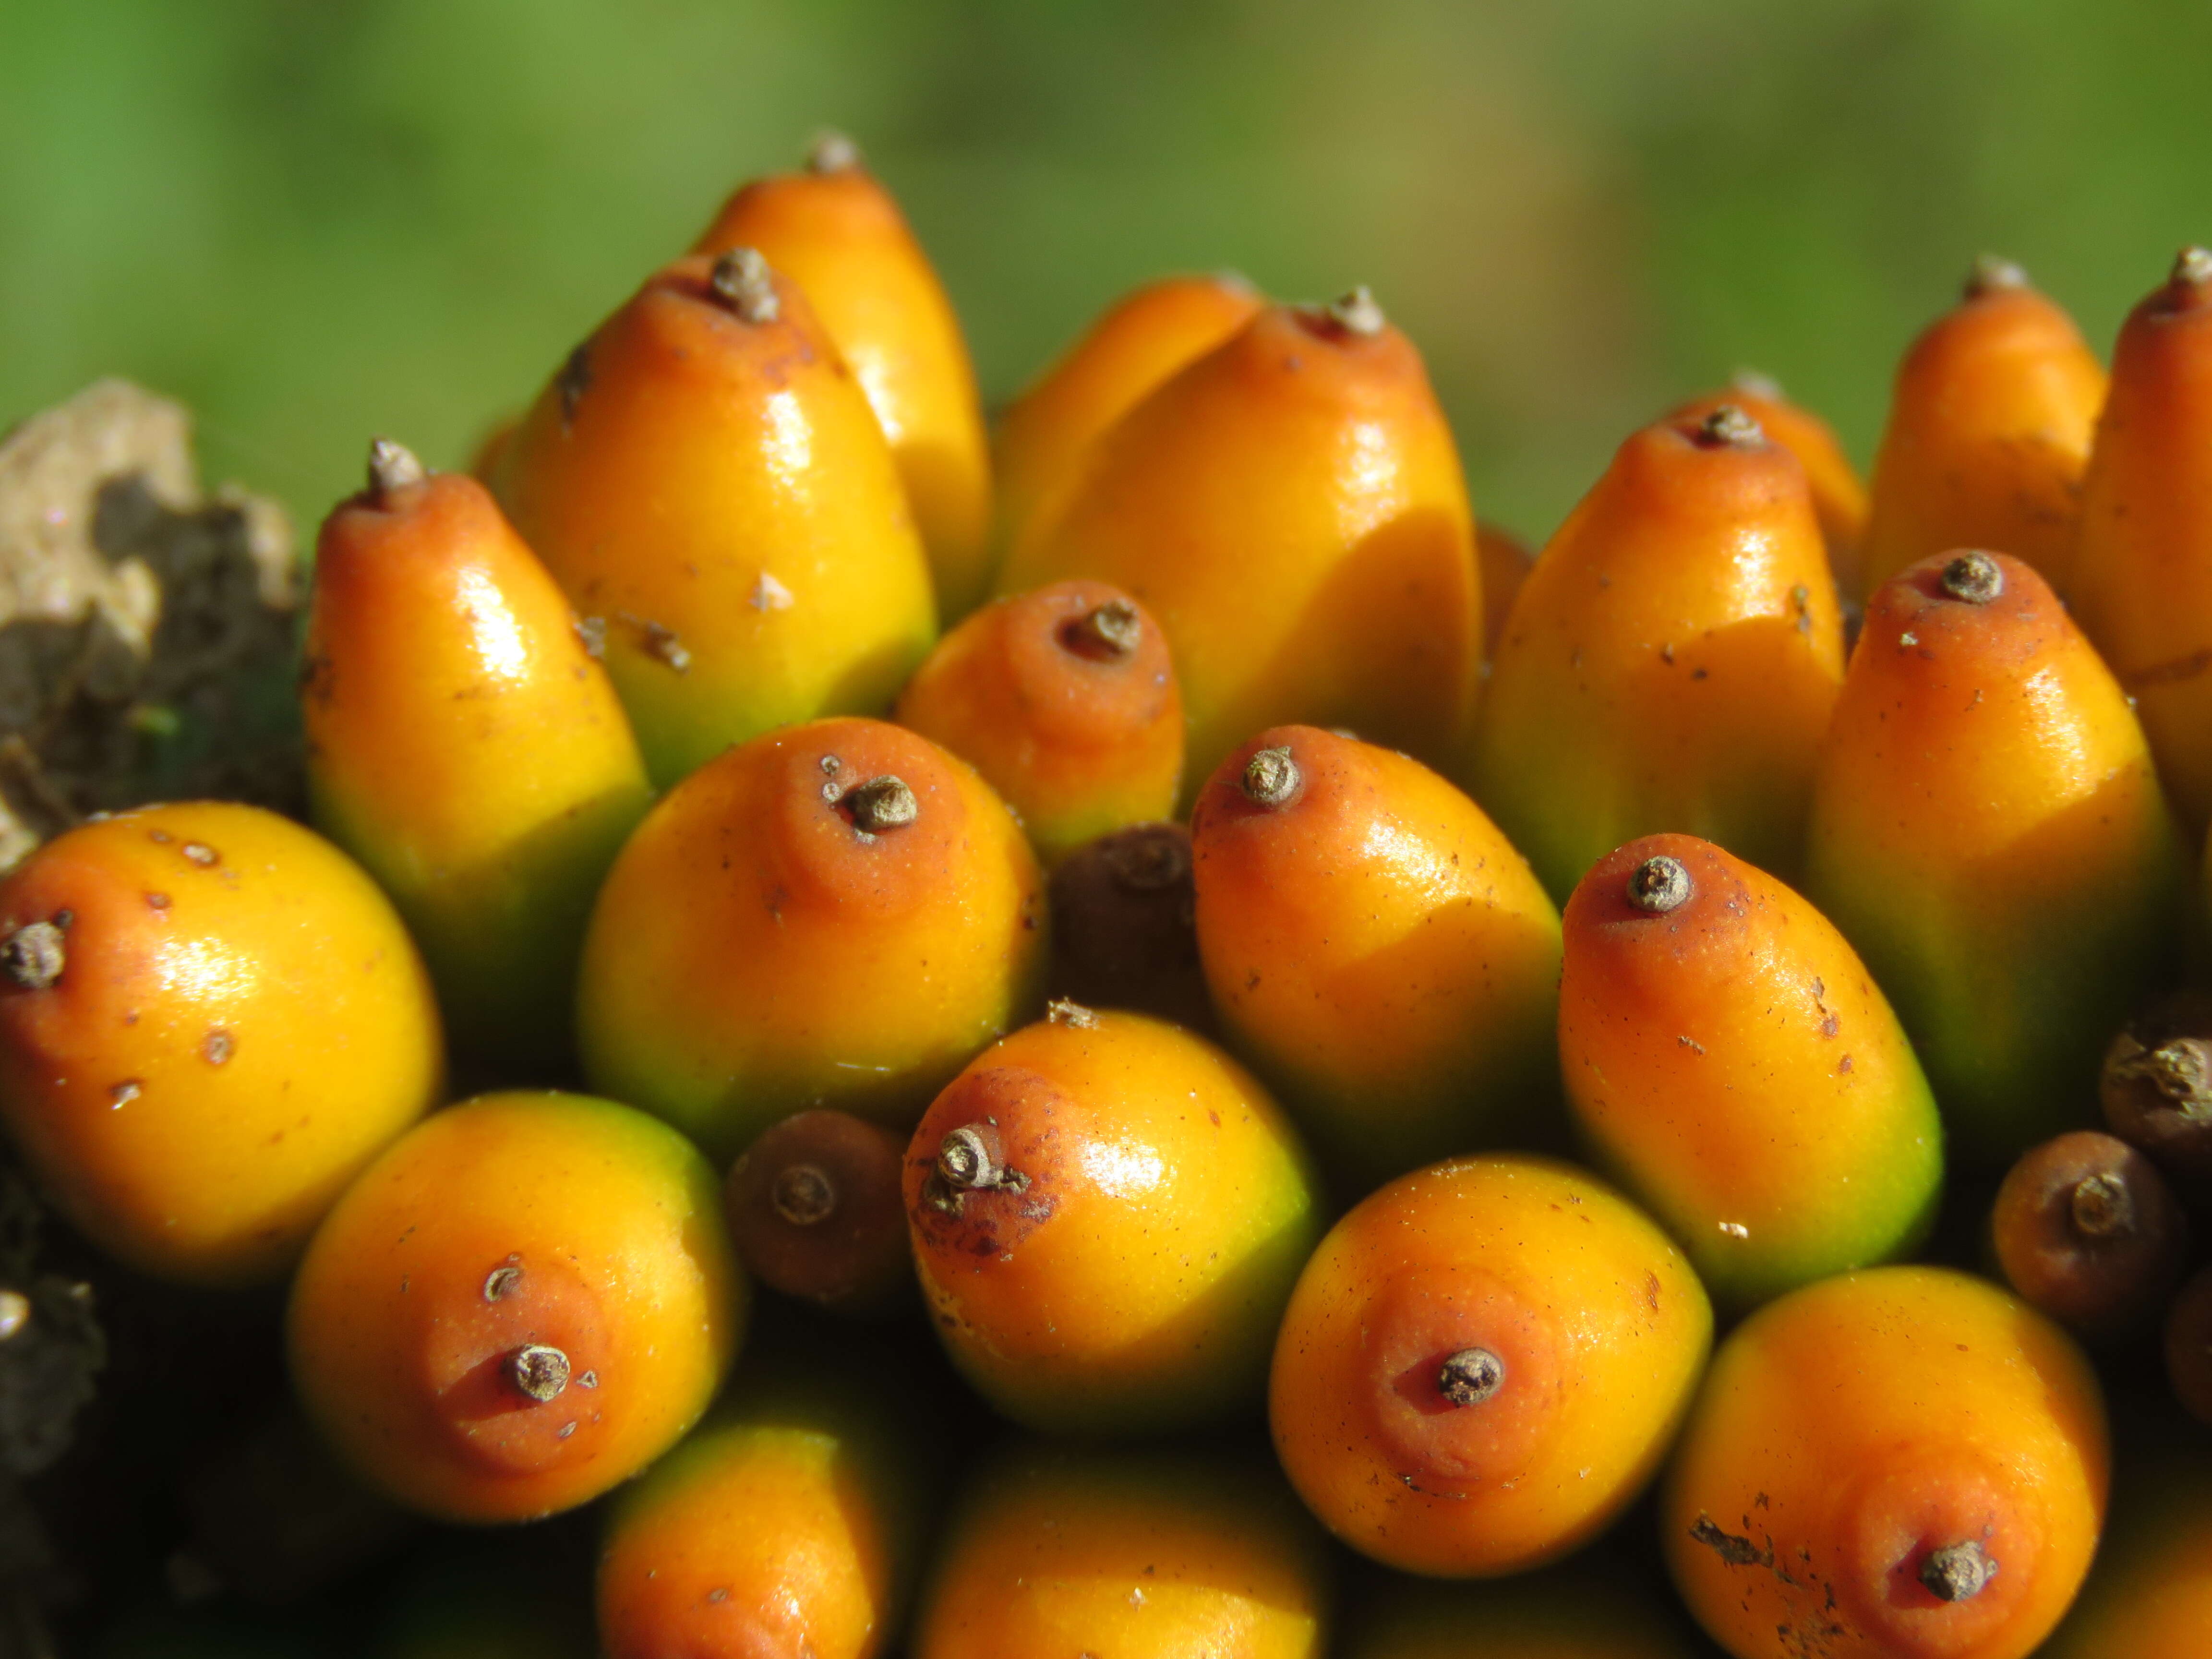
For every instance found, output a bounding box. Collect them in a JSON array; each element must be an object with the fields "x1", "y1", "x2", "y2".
[{"x1": 12, "y1": 136, "x2": 2212, "y2": 1658}]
